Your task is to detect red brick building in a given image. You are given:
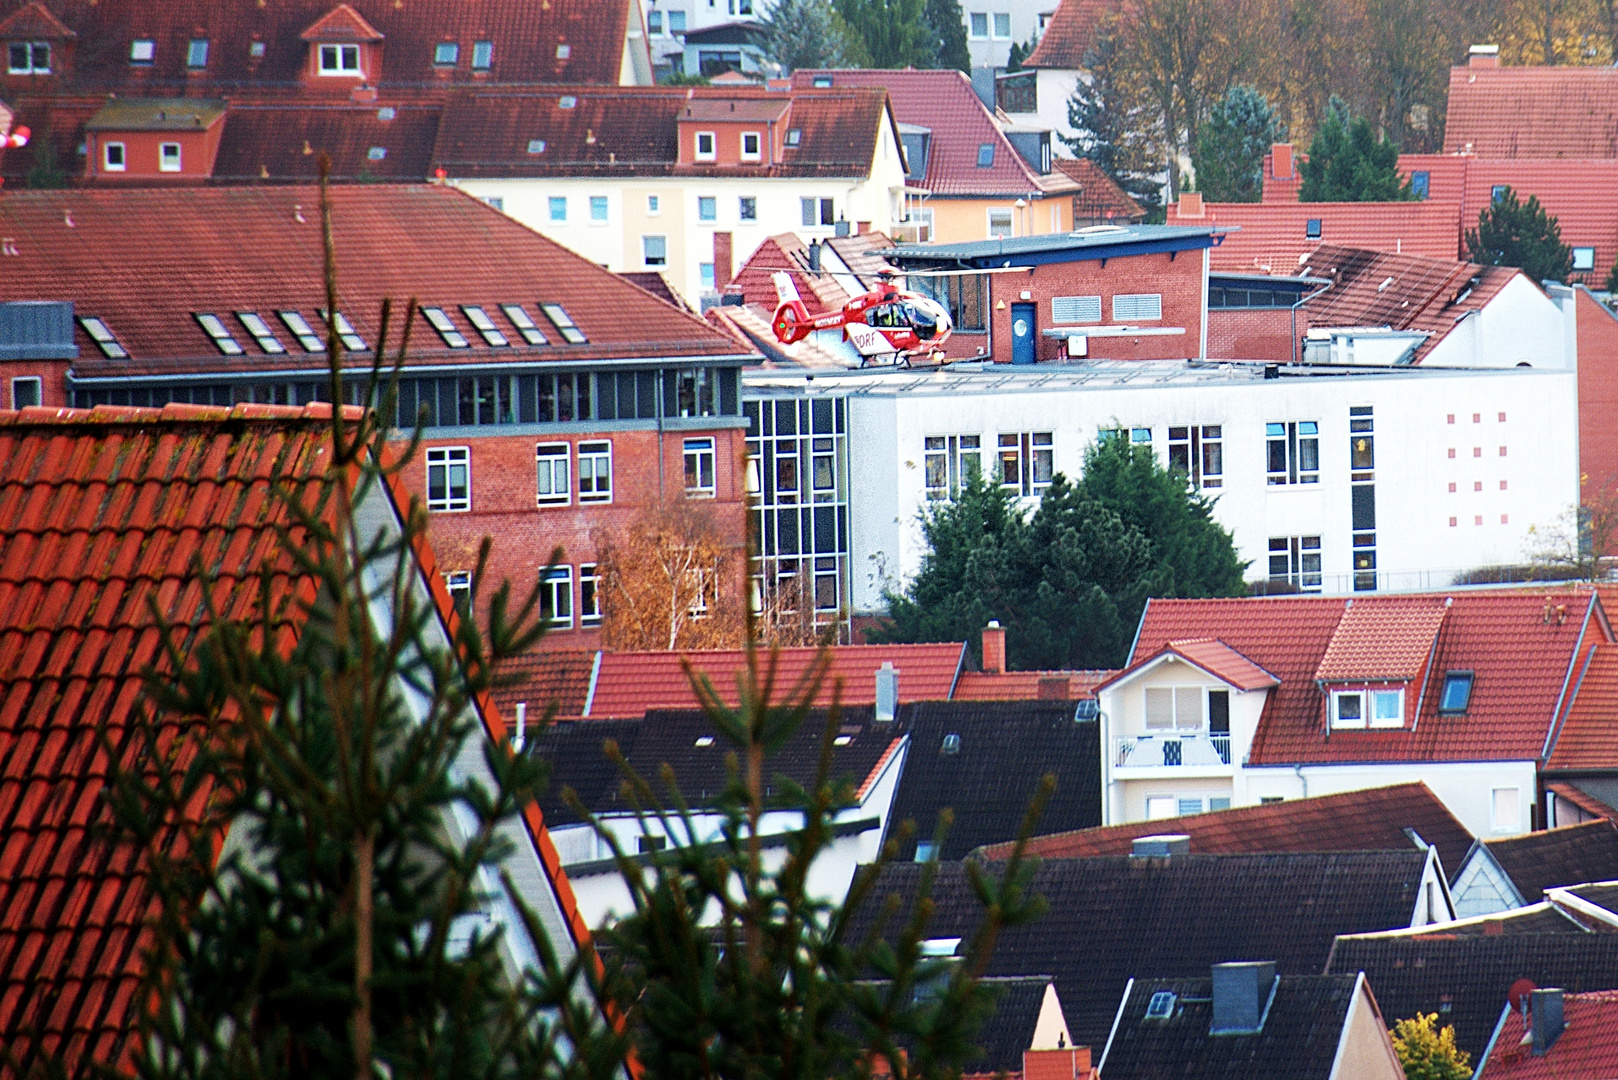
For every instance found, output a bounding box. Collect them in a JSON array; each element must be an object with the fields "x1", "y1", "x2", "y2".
[{"x1": 0, "y1": 183, "x2": 757, "y2": 650}]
